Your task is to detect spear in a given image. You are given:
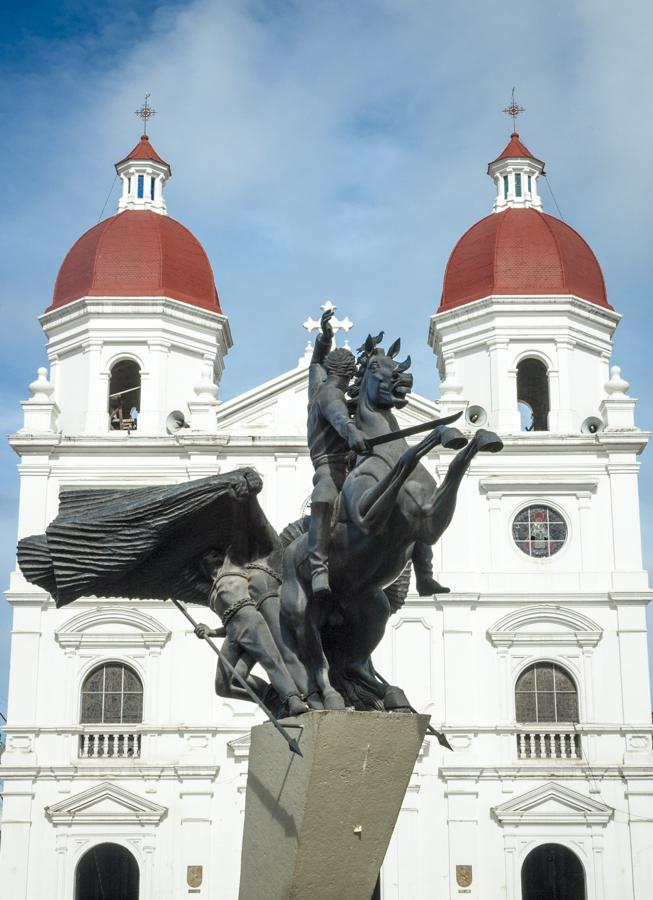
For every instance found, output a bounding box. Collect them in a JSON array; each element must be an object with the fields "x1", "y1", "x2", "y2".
[
  {"x1": 362, "y1": 411, "x2": 463, "y2": 452},
  {"x1": 171, "y1": 598, "x2": 303, "y2": 757}
]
